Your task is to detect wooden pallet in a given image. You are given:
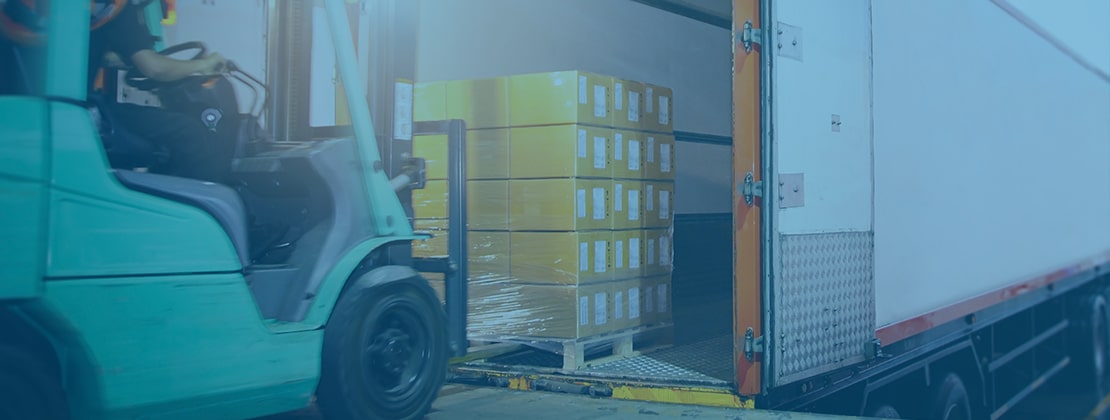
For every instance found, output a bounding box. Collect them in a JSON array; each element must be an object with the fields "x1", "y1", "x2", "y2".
[{"x1": 469, "y1": 323, "x2": 672, "y2": 370}]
